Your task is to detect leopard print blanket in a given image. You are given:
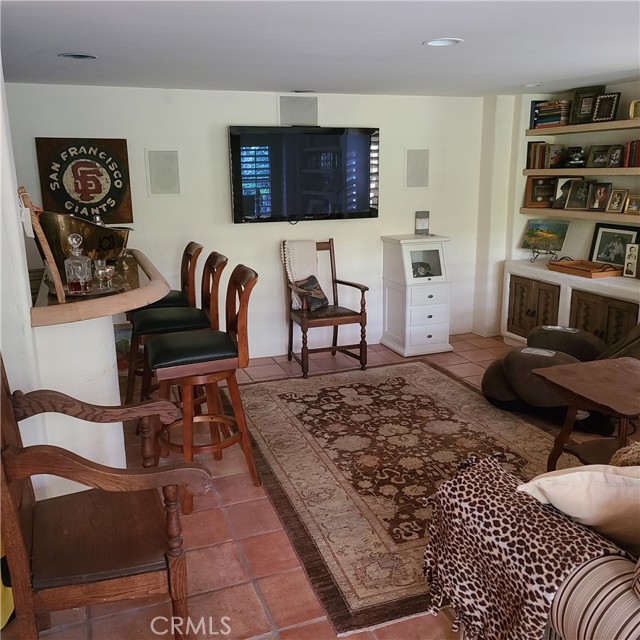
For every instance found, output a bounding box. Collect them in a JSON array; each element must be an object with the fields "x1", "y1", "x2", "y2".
[{"x1": 423, "y1": 456, "x2": 627, "y2": 640}]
